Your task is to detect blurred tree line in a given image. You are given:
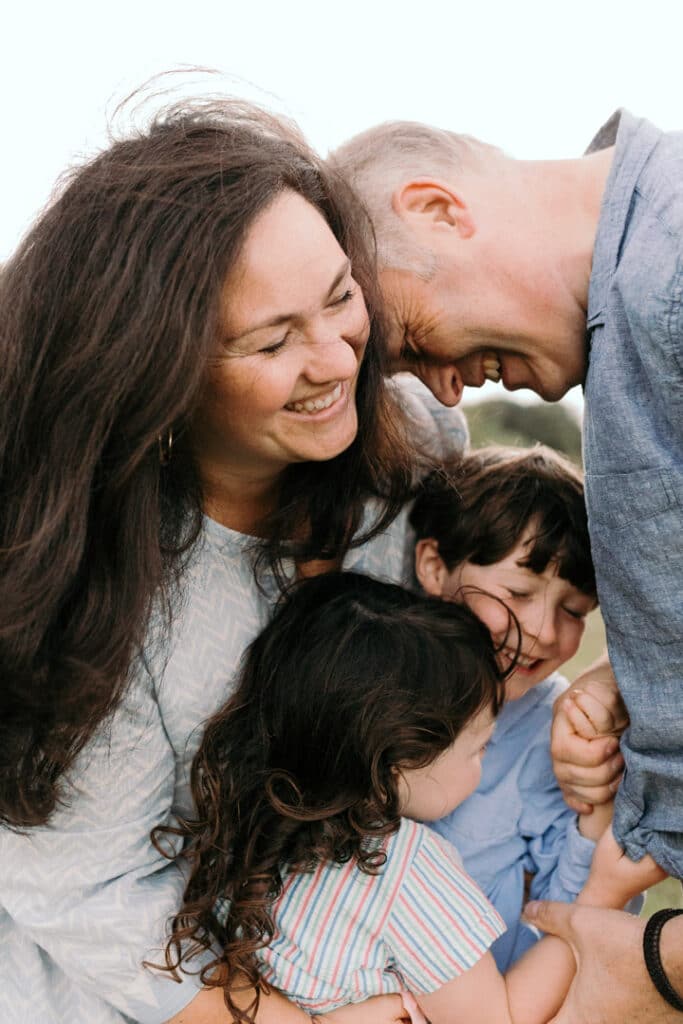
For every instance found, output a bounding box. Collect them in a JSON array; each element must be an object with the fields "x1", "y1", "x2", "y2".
[{"x1": 464, "y1": 398, "x2": 582, "y2": 463}]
